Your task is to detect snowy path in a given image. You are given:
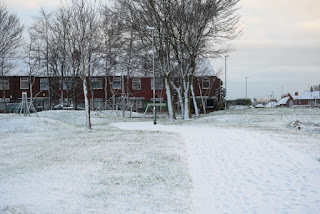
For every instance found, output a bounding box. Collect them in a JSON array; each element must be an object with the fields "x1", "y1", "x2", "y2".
[{"x1": 112, "y1": 122, "x2": 320, "y2": 214}]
